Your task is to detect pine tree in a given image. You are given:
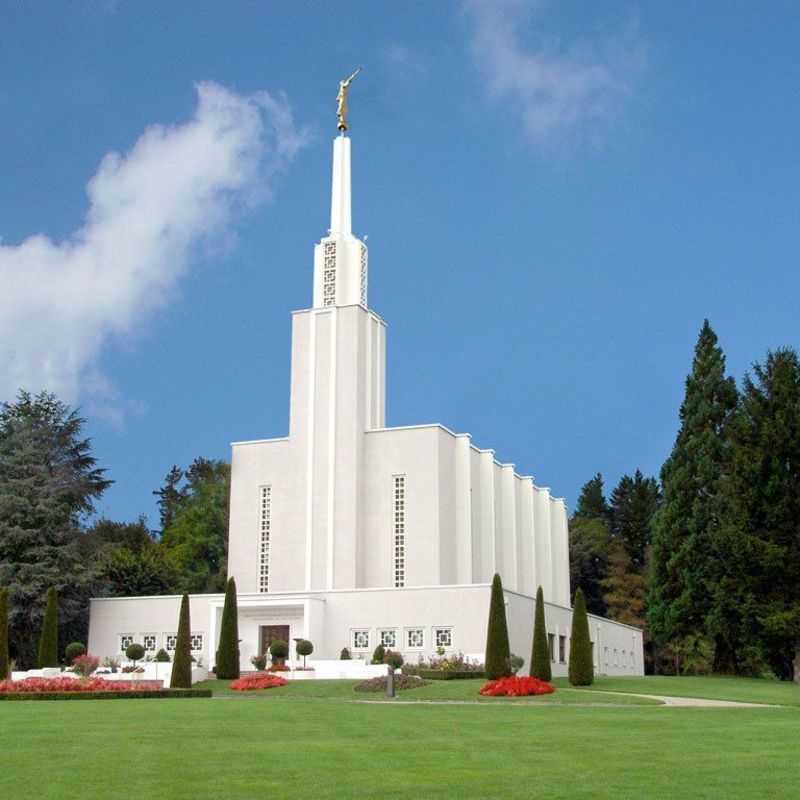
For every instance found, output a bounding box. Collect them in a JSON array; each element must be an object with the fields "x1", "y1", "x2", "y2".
[
  {"x1": 215, "y1": 577, "x2": 239, "y2": 679},
  {"x1": 649, "y1": 321, "x2": 738, "y2": 656},
  {"x1": 170, "y1": 594, "x2": 192, "y2": 689},
  {"x1": 484, "y1": 573, "x2": 511, "y2": 679},
  {"x1": 569, "y1": 516, "x2": 611, "y2": 616},
  {"x1": 602, "y1": 540, "x2": 646, "y2": 628},
  {"x1": 0, "y1": 588, "x2": 9, "y2": 680},
  {"x1": 530, "y1": 585, "x2": 551, "y2": 681},
  {"x1": 574, "y1": 473, "x2": 610, "y2": 522},
  {"x1": 609, "y1": 470, "x2": 661, "y2": 570},
  {"x1": 568, "y1": 588, "x2": 594, "y2": 686},
  {"x1": 37, "y1": 587, "x2": 59, "y2": 668}
]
